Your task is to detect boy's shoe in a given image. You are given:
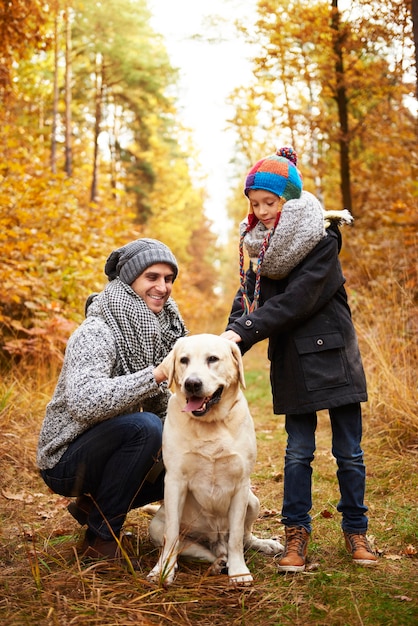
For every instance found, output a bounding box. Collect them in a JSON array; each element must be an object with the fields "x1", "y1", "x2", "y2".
[
  {"x1": 67, "y1": 494, "x2": 93, "y2": 525},
  {"x1": 344, "y1": 532, "x2": 378, "y2": 566},
  {"x1": 276, "y1": 526, "x2": 309, "y2": 573}
]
